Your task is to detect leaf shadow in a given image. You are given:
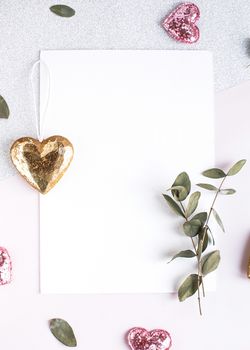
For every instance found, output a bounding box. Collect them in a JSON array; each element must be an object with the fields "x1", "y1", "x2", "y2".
[{"x1": 240, "y1": 232, "x2": 250, "y2": 277}]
